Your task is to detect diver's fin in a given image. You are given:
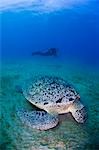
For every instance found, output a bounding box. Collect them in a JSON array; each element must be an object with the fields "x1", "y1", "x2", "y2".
[{"x1": 17, "y1": 109, "x2": 59, "y2": 130}]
